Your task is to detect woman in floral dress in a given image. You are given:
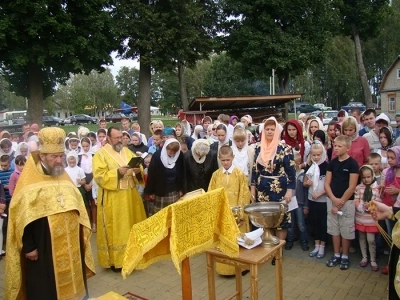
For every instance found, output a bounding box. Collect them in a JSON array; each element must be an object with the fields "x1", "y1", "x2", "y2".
[{"x1": 251, "y1": 117, "x2": 296, "y2": 242}]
